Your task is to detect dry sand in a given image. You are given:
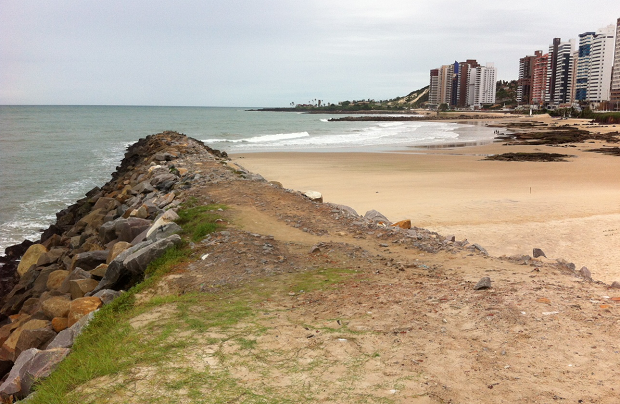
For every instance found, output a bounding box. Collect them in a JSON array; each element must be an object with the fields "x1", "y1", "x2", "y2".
[{"x1": 232, "y1": 115, "x2": 620, "y2": 285}]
